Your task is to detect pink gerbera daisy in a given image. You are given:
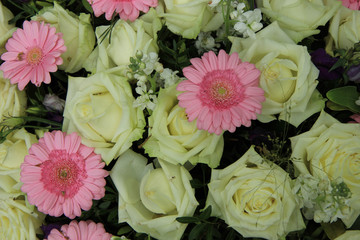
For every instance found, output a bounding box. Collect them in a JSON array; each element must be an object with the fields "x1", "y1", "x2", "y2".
[
  {"x1": 46, "y1": 220, "x2": 112, "y2": 240},
  {"x1": 20, "y1": 131, "x2": 108, "y2": 219},
  {"x1": 88, "y1": 0, "x2": 158, "y2": 21},
  {"x1": 341, "y1": 0, "x2": 360, "y2": 10},
  {"x1": 0, "y1": 20, "x2": 66, "y2": 91},
  {"x1": 177, "y1": 50, "x2": 265, "y2": 135}
]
